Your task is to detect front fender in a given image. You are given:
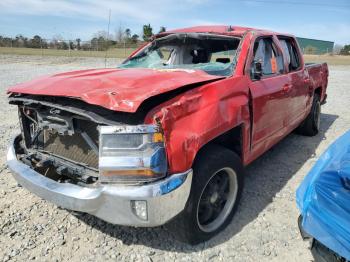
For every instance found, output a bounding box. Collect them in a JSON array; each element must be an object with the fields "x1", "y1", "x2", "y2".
[{"x1": 145, "y1": 76, "x2": 251, "y2": 173}]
